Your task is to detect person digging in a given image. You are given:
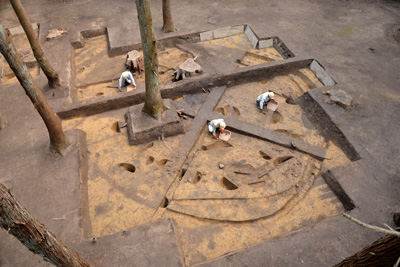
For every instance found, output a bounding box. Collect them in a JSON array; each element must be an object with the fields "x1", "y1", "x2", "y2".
[
  {"x1": 118, "y1": 71, "x2": 136, "y2": 92},
  {"x1": 208, "y1": 119, "x2": 226, "y2": 139},
  {"x1": 256, "y1": 91, "x2": 275, "y2": 112}
]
